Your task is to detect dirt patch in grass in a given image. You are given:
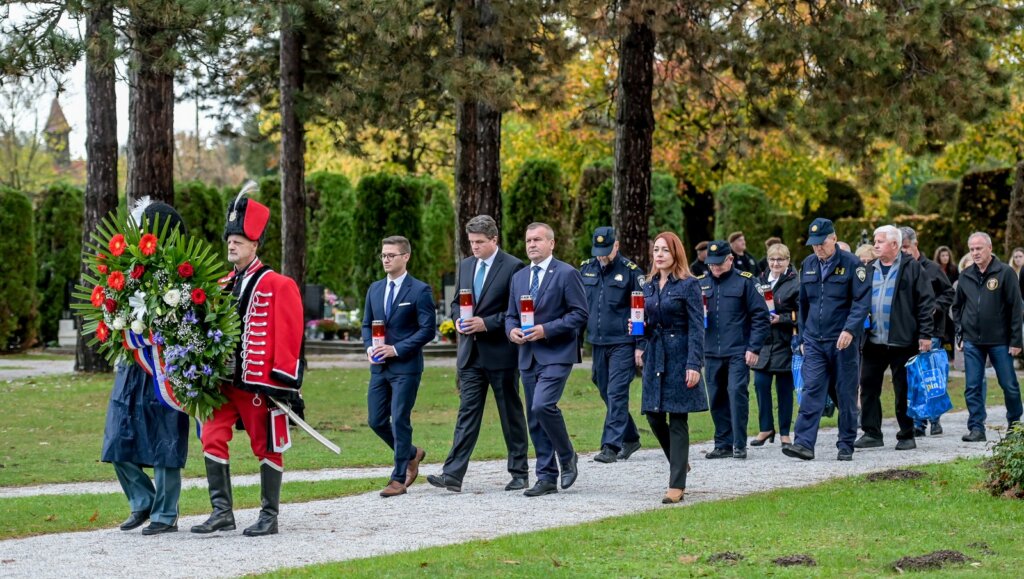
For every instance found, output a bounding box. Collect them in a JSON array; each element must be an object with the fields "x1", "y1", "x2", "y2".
[
  {"x1": 772, "y1": 554, "x2": 816, "y2": 567},
  {"x1": 892, "y1": 550, "x2": 972, "y2": 572},
  {"x1": 707, "y1": 551, "x2": 744, "y2": 564},
  {"x1": 967, "y1": 542, "x2": 996, "y2": 556},
  {"x1": 866, "y1": 469, "x2": 926, "y2": 482}
]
